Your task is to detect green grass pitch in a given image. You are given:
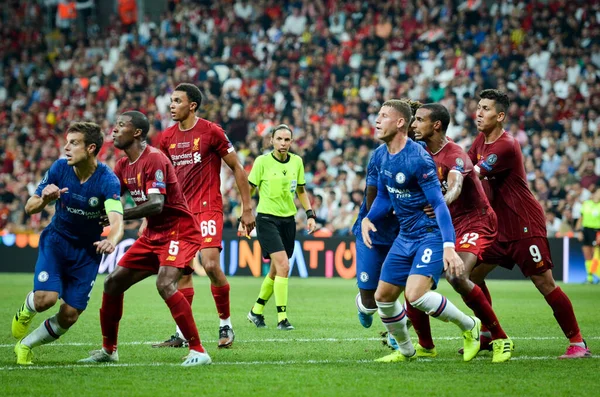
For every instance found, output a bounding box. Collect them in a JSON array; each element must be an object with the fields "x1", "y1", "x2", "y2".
[{"x1": 1, "y1": 275, "x2": 598, "y2": 396}]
